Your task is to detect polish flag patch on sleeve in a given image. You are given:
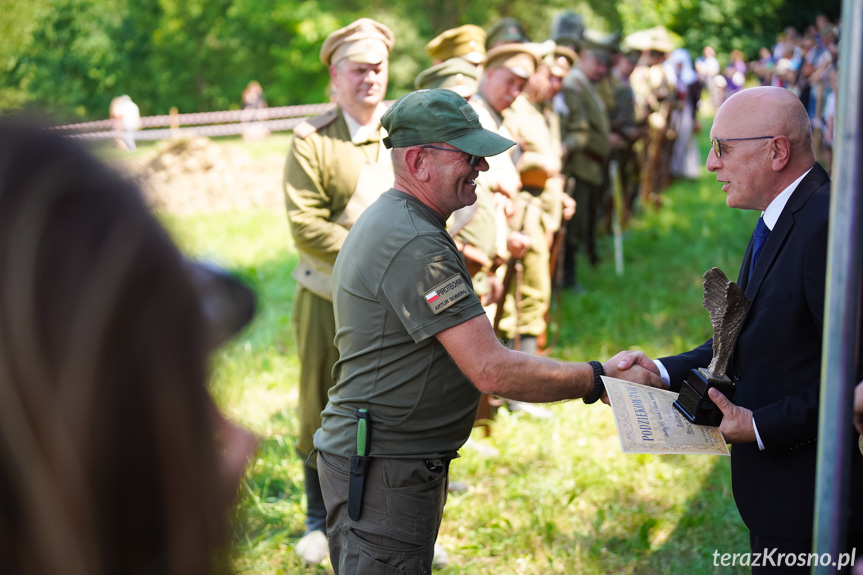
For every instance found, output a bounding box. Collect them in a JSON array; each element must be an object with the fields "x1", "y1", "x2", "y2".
[{"x1": 423, "y1": 274, "x2": 470, "y2": 314}]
